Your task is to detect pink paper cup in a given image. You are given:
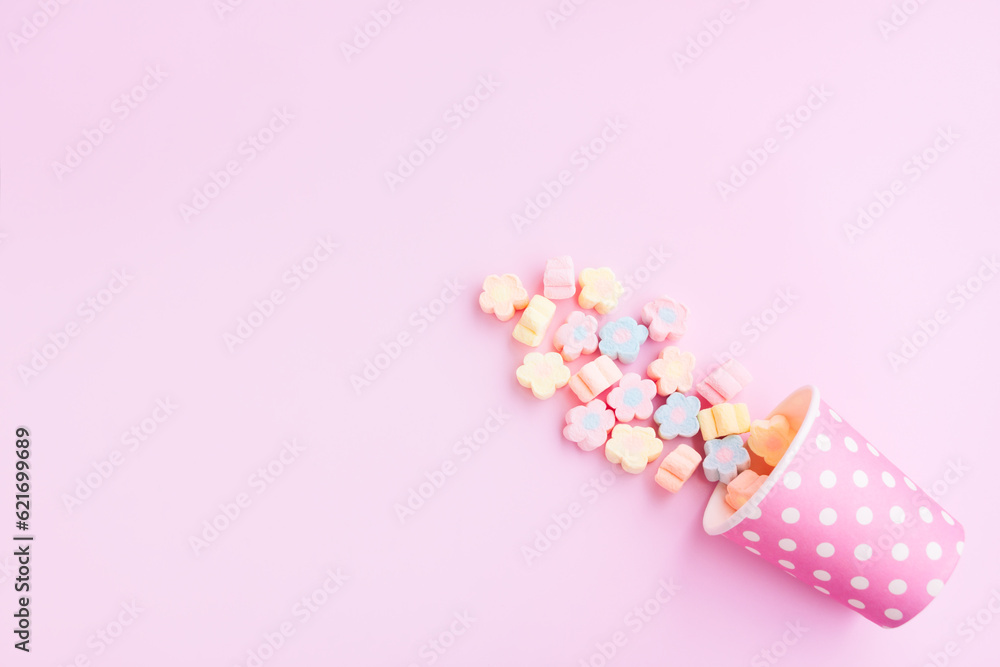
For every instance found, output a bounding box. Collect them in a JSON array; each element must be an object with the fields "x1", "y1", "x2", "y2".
[{"x1": 703, "y1": 386, "x2": 965, "y2": 628}]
